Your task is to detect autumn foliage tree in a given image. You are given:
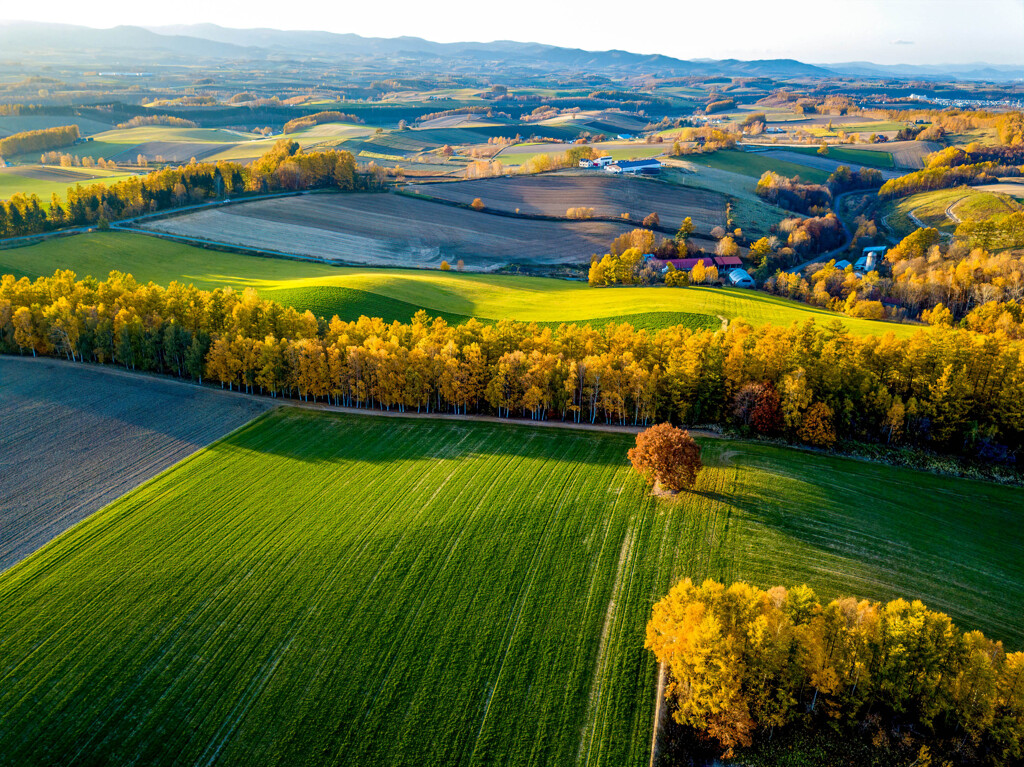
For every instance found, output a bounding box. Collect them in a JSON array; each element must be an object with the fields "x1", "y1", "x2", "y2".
[
  {"x1": 646, "y1": 578, "x2": 1024, "y2": 764},
  {"x1": 628, "y1": 423, "x2": 703, "y2": 492}
]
